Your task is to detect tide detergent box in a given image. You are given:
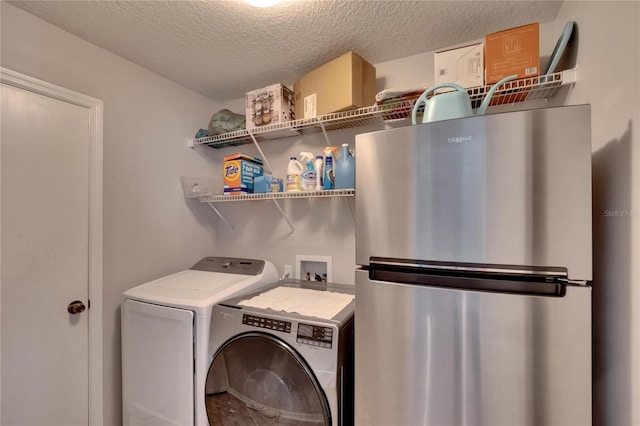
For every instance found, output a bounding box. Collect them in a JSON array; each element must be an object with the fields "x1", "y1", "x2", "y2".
[{"x1": 223, "y1": 153, "x2": 263, "y2": 195}]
